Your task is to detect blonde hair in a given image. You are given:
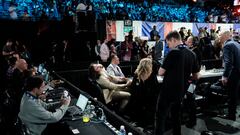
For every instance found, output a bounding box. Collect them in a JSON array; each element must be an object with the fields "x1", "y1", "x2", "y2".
[{"x1": 134, "y1": 58, "x2": 152, "y2": 81}]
